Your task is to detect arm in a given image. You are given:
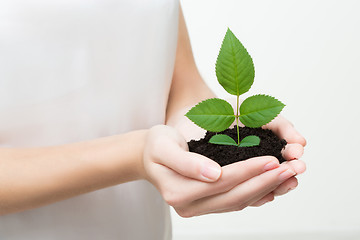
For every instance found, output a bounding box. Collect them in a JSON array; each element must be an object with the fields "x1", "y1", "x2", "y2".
[
  {"x1": 0, "y1": 130, "x2": 147, "y2": 215},
  {"x1": 166, "y1": 7, "x2": 214, "y2": 128}
]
